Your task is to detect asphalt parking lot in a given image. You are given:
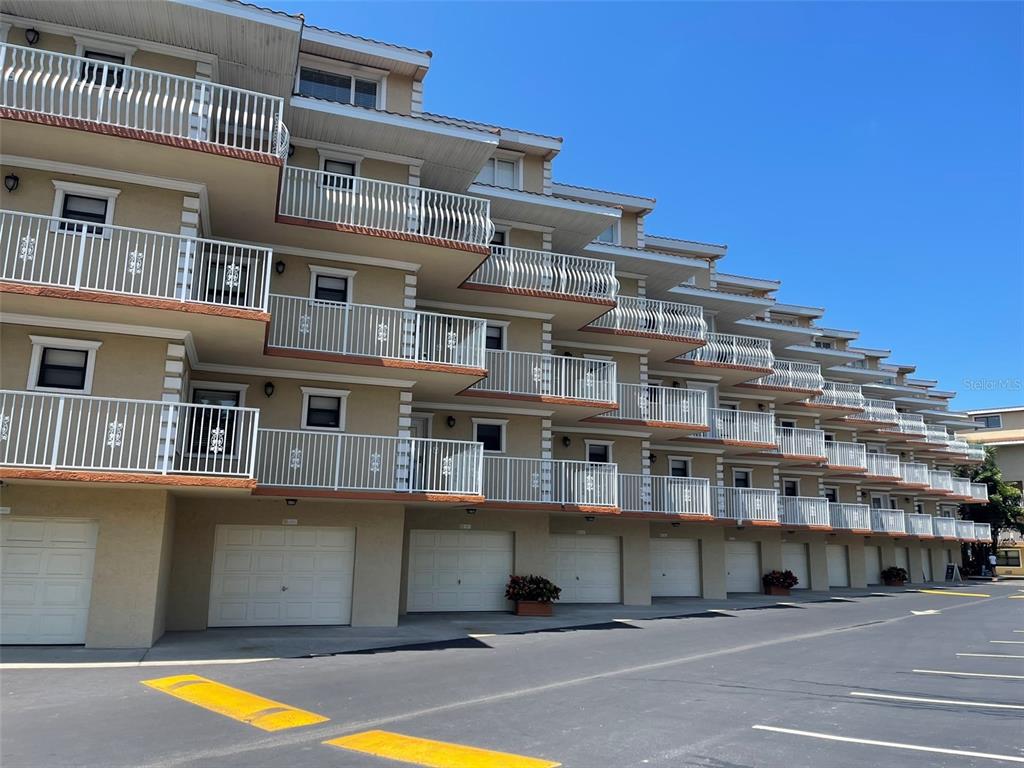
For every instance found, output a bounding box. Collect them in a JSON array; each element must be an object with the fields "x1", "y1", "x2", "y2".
[{"x1": 2, "y1": 582, "x2": 1022, "y2": 767}]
